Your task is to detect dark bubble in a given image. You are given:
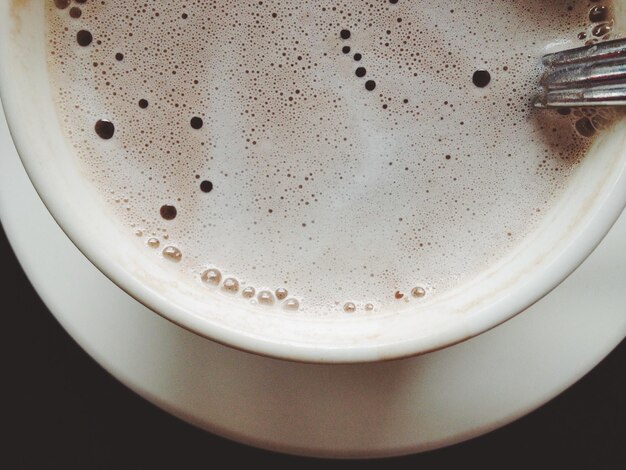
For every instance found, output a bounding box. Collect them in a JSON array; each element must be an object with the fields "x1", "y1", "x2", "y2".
[
  {"x1": 365, "y1": 80, "x2": 376, "y2": 91},
  {"x1": 472, "y1": 70, "x2": 491, "y2": 88},
  {"x1": 575, "y1": 117, "x2": 596, "y2": 137},
  {"x1": 589, "y1": 6, "x2": 609, "y2": 23},
  {"x1": 592, "y1": 23, "x2": 611, "y2": 37},
  {"x1": 190, "y1": 116, "x2": 203, "y2": 129},
  {"x1": 353, "y1": 53, "x2": 362, "y2": 61},
  {"x1": 557, "y1": 108, "x2": 572, "y2": 116},
  {"x1": 76, "y1": 30, "x2": 93, "y2": 47},
  {"x1": 200, "y1": 180, "x2": 214, "y2": 193},
  {"x1": 54, "y1": 0, "x2": 70, "y2": 9},
  {"x1": 160, "y1": 205, "x2": 178, "y2": 220},
  {"x1": 355, "y1": 67, "x2": 367, "y2": 78},
  {"x1": 138, "y1": 99, "x2": 149, "y2": 109},
  {"x1": 94, "y1": 120, "x2": 115, "y2": 139},
  {"x1": 342, "y1": 46, "x2": 351, "y2": 54},
  {"x1": 340, "y1": 29, "x2": 351, "y2": 40},
  {"x1": 389, "y1": 0, "x2": 399, "y2": 4},
  {"x1": 69, "y1": 7, "x2": 82, "y2": 19},
  {"x1": 115, "y1": 53, "x2": 124, "y2": 61}
]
